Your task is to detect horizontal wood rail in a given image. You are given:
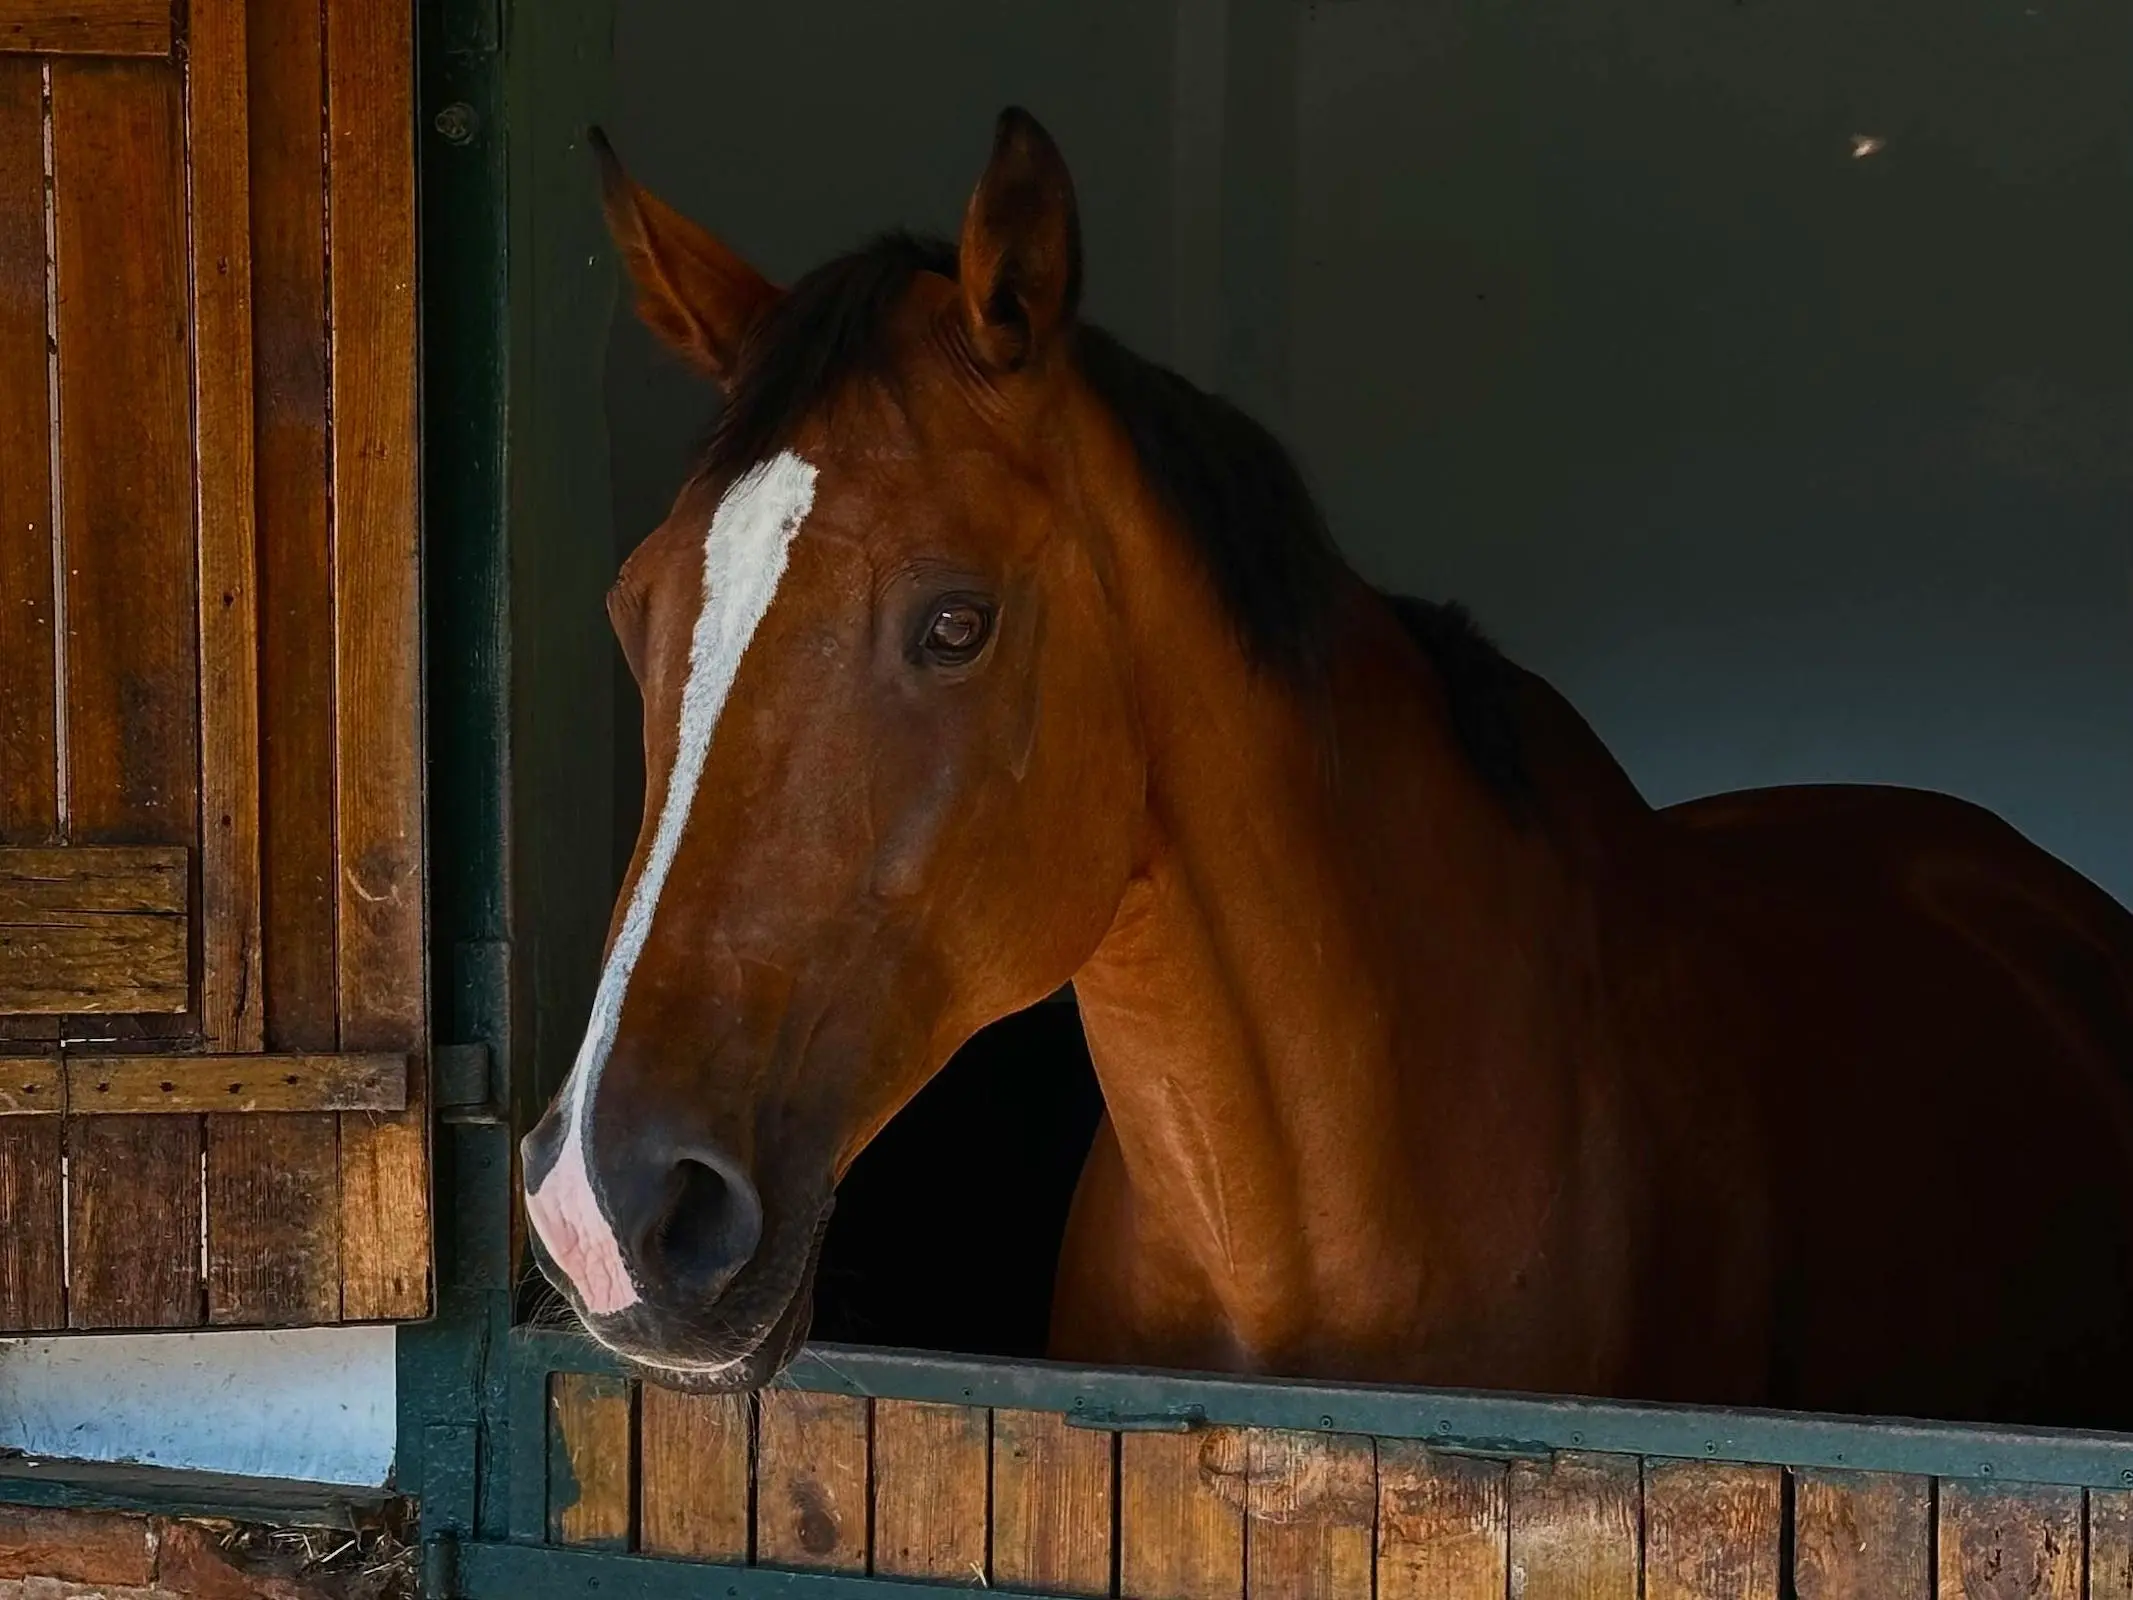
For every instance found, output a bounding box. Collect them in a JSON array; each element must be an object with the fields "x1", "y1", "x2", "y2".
[
  {"x1": 0, "y1": 1053, "x2": 406, "y2": 1115},
  {"x1": 0, "y1": 846, "x2": 190, "y2": 1014},
  {"x1": 0, "y1": 0, "x2": 174, "y2": 57}
]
